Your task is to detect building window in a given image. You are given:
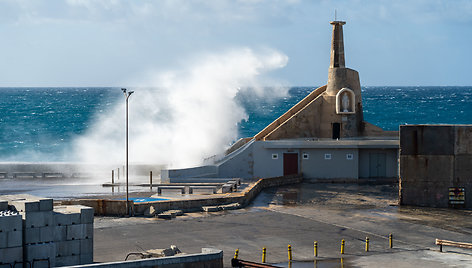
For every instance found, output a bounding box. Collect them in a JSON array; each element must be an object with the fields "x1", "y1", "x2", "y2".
[
  {"x1": 272, "y1": 154, "x2": 278, "y2": 160},
  {"x1": 346, "y1": 153, "x2": 353, "y2": 160},
  {"x1": 303, "y1": 153, "x2": 309, "y2": 160},
  {"x1": 324, "y1": 153, "x2": 332, "y2": 160}
]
